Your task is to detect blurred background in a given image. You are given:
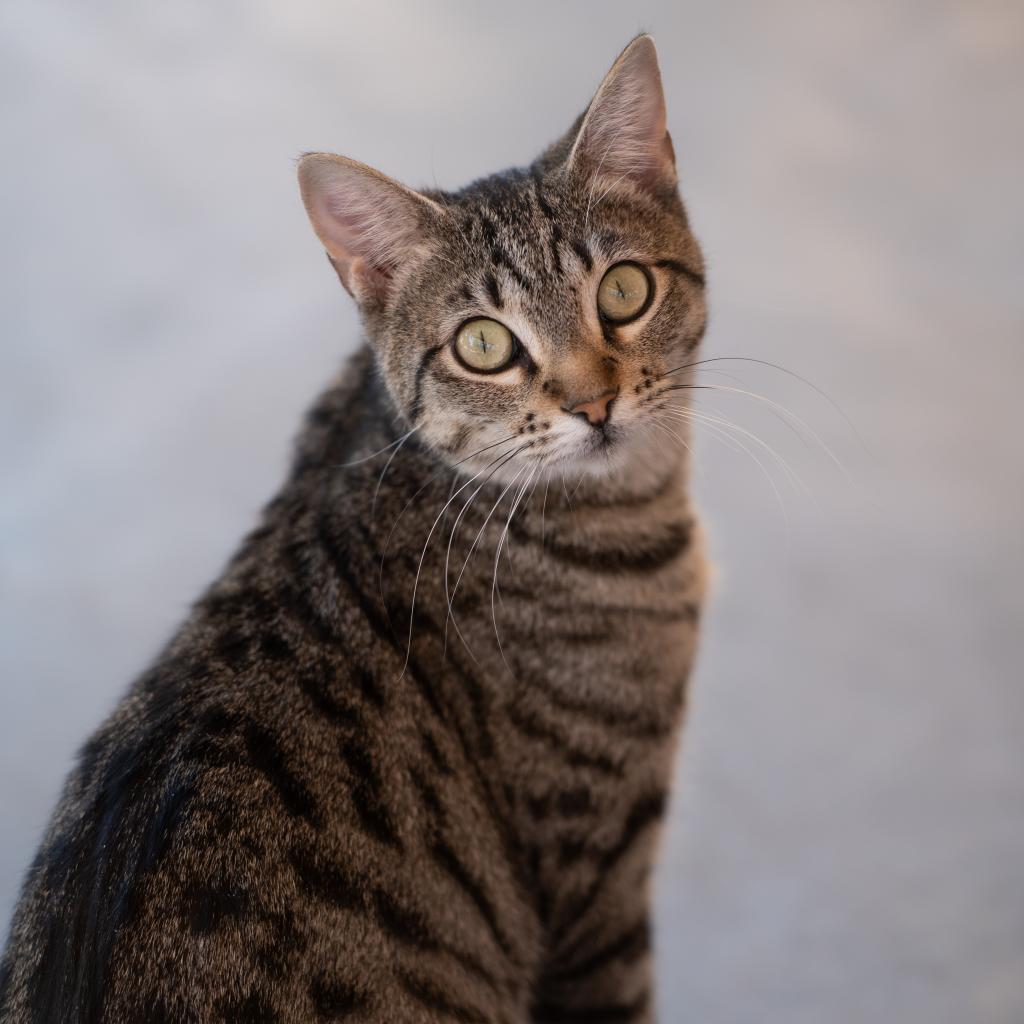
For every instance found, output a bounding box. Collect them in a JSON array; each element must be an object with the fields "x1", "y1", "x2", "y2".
[{"x1": 1, "y1": 1, "x2": 1022, "y2": 1020}]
